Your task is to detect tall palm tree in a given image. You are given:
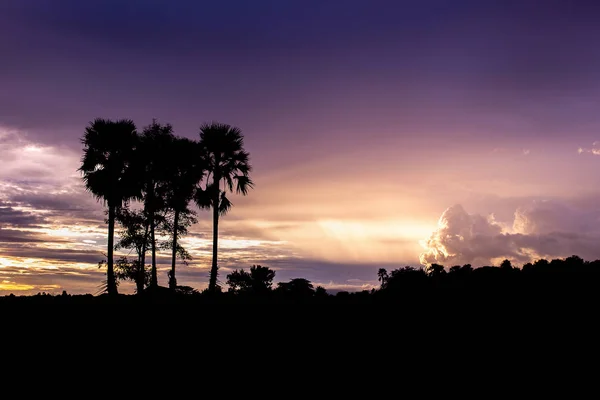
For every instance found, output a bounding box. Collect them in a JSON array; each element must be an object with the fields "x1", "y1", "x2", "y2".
[
  {"x1": 161, "y1": 136, "x2": 204, "y2": 290},
  {"x1": 195, "y1": 122, "x2": 253, "y2": 293},
  {"x1": 137, "y1": 119, "x2": 174, "y2": 288},
  {"x1": 79, "y1": 118, "x2": 139, "y2": 295}
]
